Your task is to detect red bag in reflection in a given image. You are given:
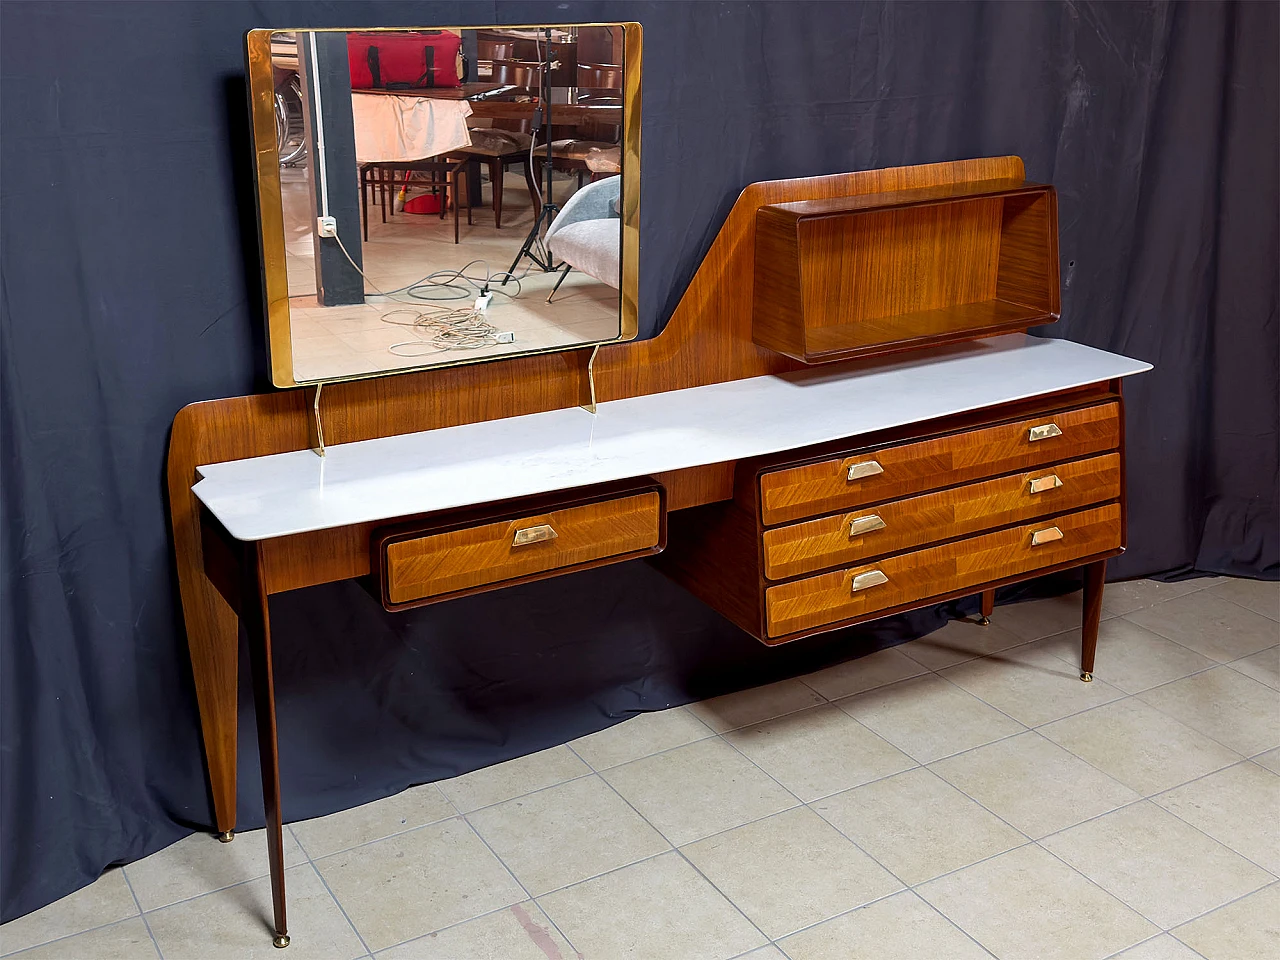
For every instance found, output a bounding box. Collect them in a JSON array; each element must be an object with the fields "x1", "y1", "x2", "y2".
[{"x1": 347, "y1": 32, "x2": 462, "y2": 90}]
